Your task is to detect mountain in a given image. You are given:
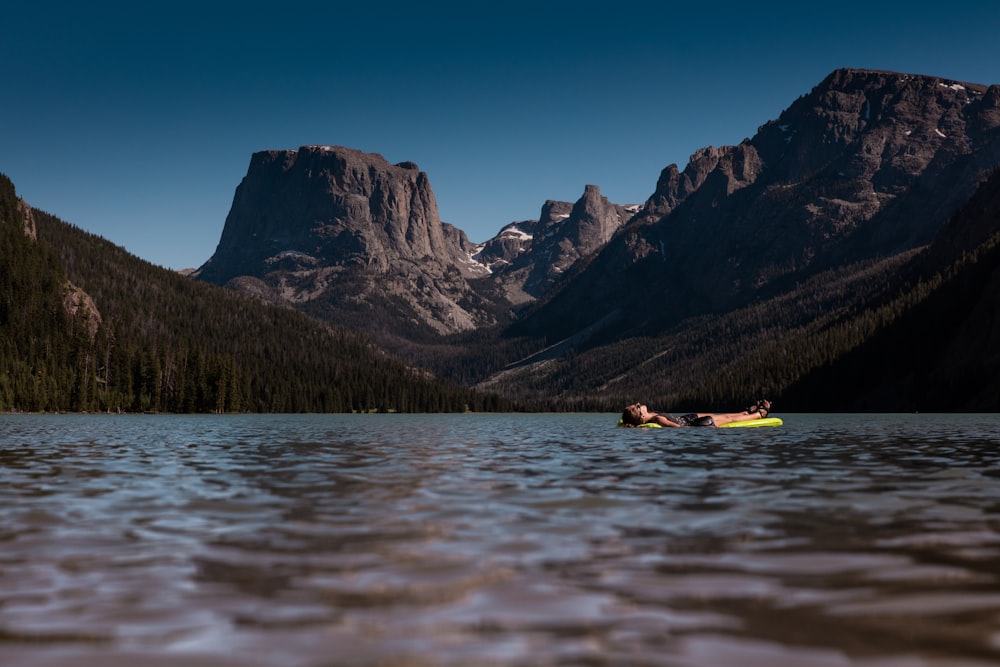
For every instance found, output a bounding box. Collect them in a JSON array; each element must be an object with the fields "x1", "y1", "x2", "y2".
[
  {"x1": 197, "y1": 147, "x2": 636, "y2": 347},
  {"x1": 481, "y1": 163, "x2": 1000, "y2": 412},
  {"x1": 473, "y1": 185, "x2": 638, "y2": 305},
  {"x1": 188, "y1": 68, "x2": 1000, "y2": 411},
  {"x1": 196, "y1": 146, "x2": 501, "y2": 339},
  {"x1": 11, "y1": 67, "x2": 997, "y2": 413},
  {"x1": 477, "y1": 69, "x2": 1000, "y2": 410},
  {"x1": 512, "y1": 68, "x2": 1000, "y2": 344}
]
